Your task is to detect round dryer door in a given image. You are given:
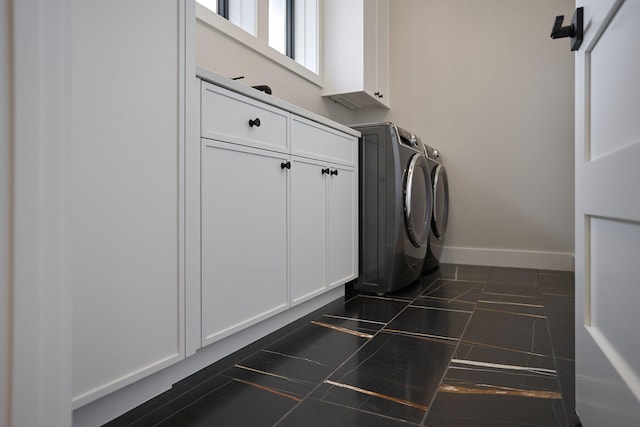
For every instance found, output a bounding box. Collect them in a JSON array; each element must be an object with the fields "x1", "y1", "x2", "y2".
[
  {"x1": 404, "y1": 154, "x2": 433, "y2": 248},
  {"x1": 431, "y1": 164, "x2": 449, "y2": 239}
]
